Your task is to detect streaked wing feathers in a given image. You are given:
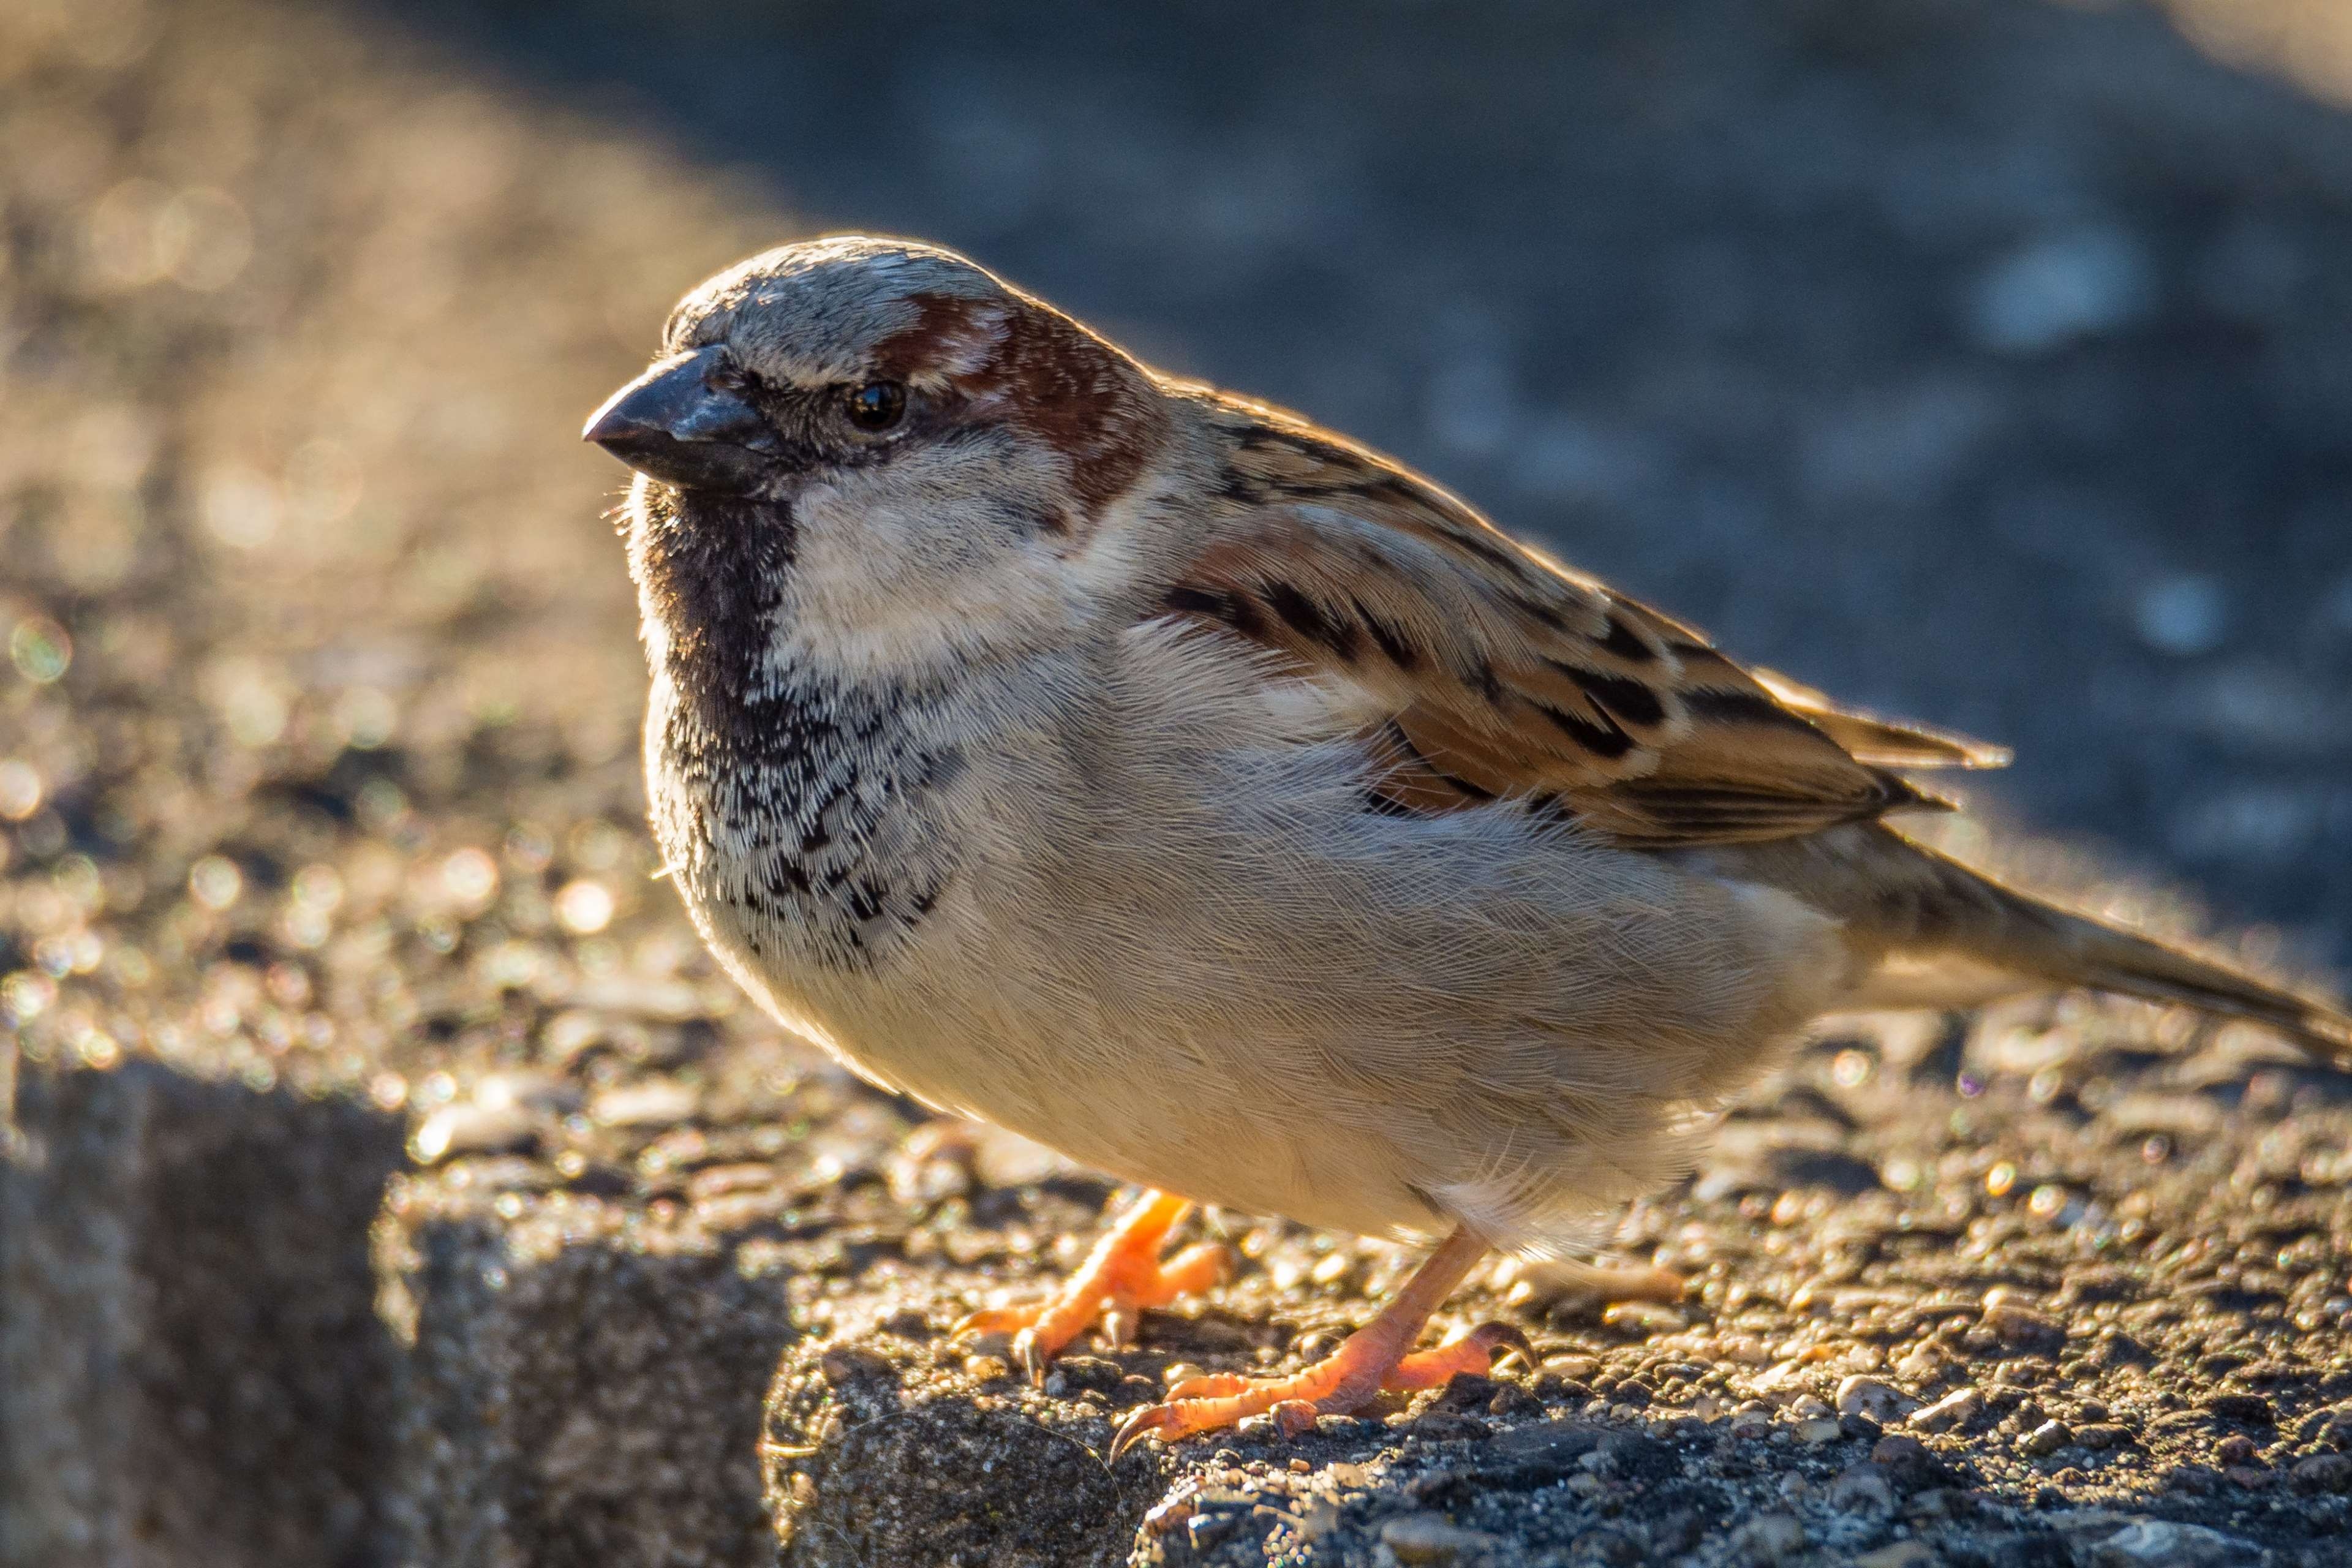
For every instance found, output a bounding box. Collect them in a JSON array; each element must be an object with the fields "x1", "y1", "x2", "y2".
[{"x1": 1155, "y1": 397, "x2": 1990, "y2": 849}]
